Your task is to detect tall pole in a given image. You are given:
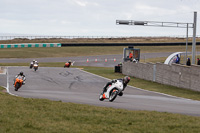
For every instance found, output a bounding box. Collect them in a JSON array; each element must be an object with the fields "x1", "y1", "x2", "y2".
[
  {"x1": 192, "y1": 11, "x2": 197, "y2": 64},
  {"x1": 185, "y1": 23, "x2": 188, "y2": 64}
]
